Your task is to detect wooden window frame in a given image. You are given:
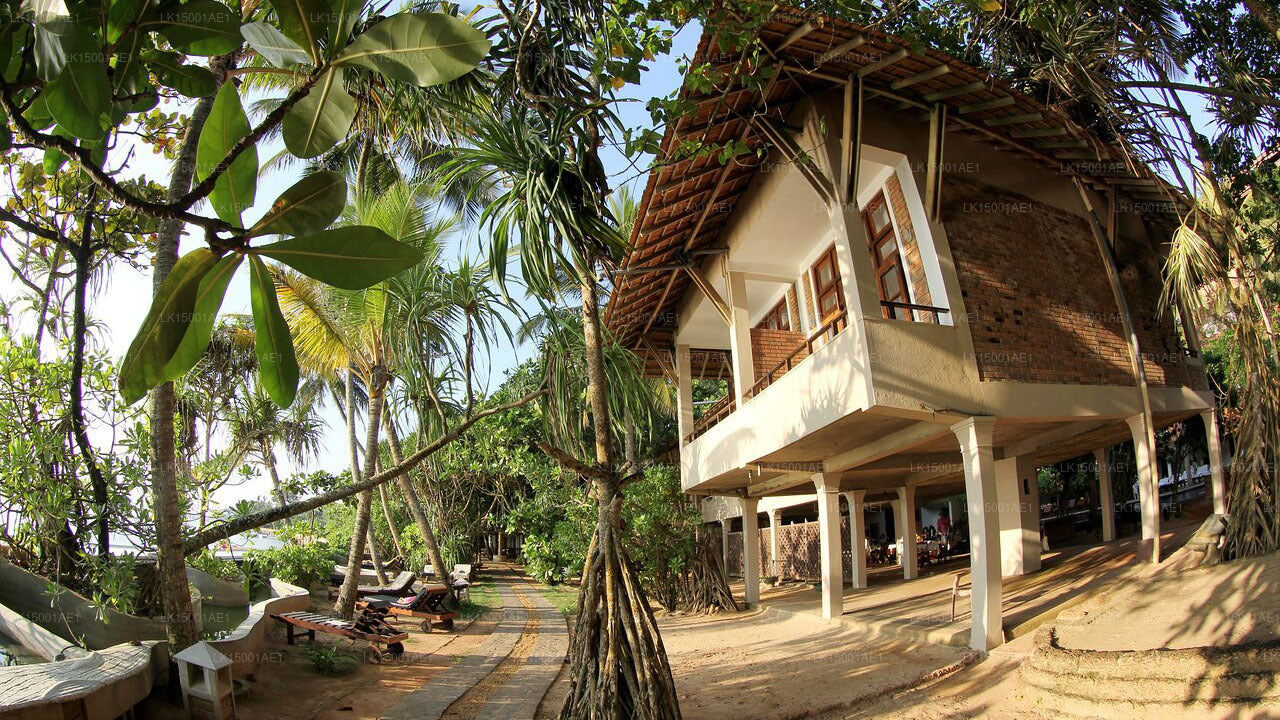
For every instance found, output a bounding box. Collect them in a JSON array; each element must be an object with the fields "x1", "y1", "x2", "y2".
[
  {"x1": 810, "y1": 244, "x2": 844, "y2": 323},
  {"x1": 863, "y1": 191, "x2": 913, "y2": 320},
  {"x1": 756, "y1": 297, "x2": 791, "y2": 331}
]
